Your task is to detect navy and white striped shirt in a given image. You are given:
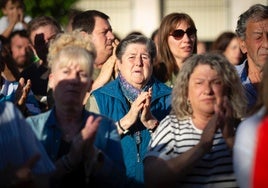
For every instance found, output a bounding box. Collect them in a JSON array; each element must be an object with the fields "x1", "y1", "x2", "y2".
[{"x1": 146, "y1": 115, "x2": 237, "y2": 188}]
